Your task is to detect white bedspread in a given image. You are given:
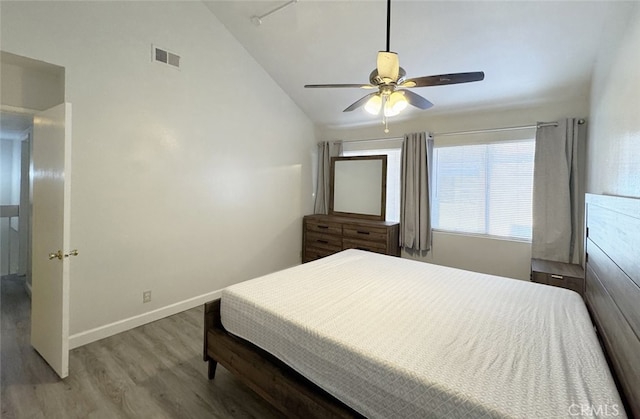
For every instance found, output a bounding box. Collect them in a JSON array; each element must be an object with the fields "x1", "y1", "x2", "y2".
[{"x1": 221, "y1": 250, "x2": 625, "y2": 418}]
